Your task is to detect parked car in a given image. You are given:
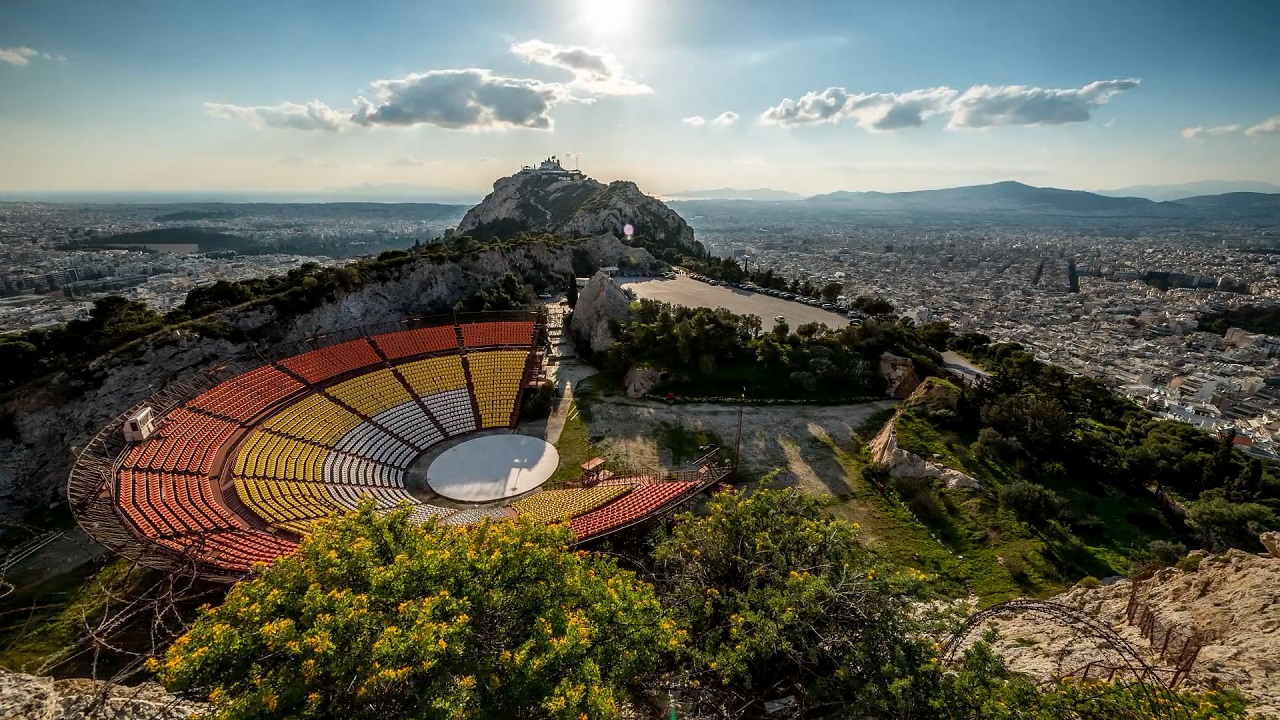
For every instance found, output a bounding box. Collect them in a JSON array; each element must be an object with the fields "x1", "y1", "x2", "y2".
[{"x1": 774, "y1": 315, "x2": 786, "y2": 323}]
